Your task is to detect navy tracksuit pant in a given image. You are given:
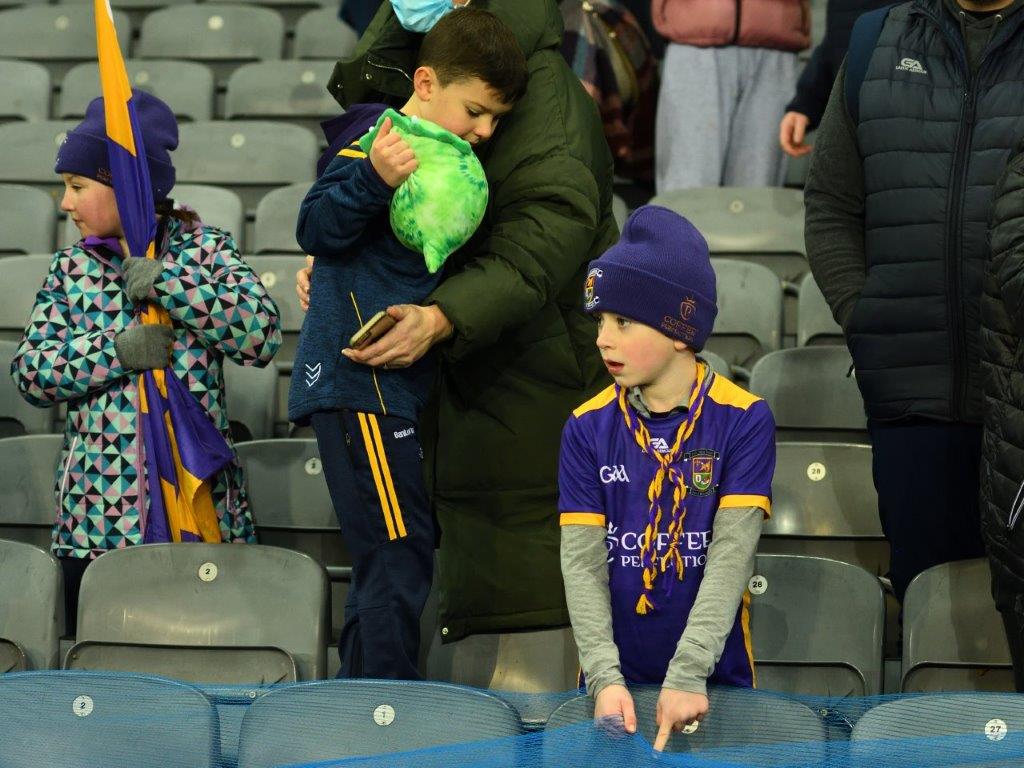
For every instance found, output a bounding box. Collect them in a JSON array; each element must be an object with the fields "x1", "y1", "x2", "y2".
[{"x1": 311, "y1": 409, "x2": 434, "y2": 680}]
